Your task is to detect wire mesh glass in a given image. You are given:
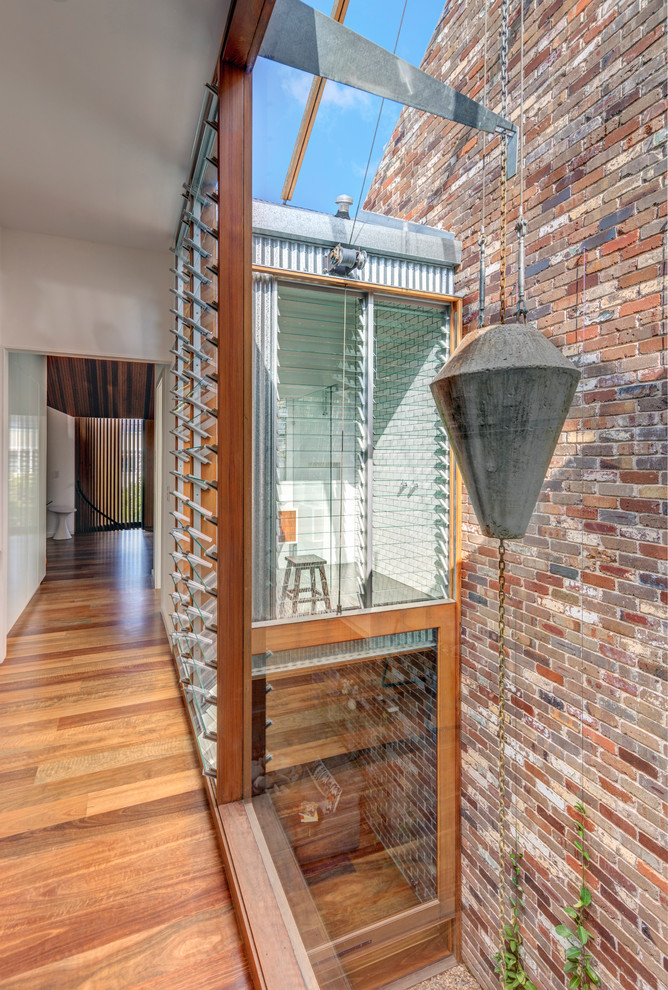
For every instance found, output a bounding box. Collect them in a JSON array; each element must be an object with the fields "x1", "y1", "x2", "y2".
[
  {"x1": 371, "y1": 299, "x2": 450, "y2": 606},
  {"x1": 251, "y1": 630, "x2": 441, "y2": 983}
]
